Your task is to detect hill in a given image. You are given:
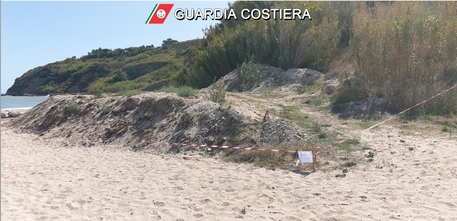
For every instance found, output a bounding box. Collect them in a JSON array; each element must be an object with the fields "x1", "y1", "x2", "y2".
[
  {"x1": 6, "y1": 38, "x2": 197, "y2": 96},
  {"x1": 6, "y1": 1, "x2": 457, "y2": 116}
]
